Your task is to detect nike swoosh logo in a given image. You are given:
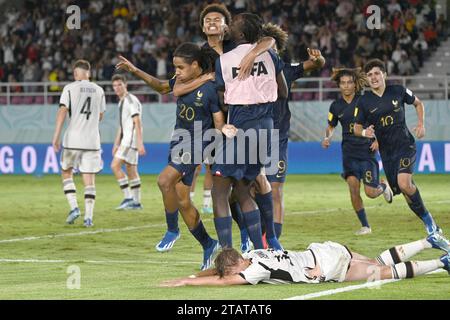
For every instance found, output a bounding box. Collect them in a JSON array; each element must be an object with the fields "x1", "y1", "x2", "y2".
[
  {"x1": 394, "y1": 108, "x2": 400, "y2": 112},
  {"x1": 370, "y1": 108, "x2": 378, "y2": 113},
  {"x1": 276, "y1": 174, "x2": 284, "y2": 178},
  {"x1": 338, "y1": 113, "x2": 344, "y2": 118}
]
